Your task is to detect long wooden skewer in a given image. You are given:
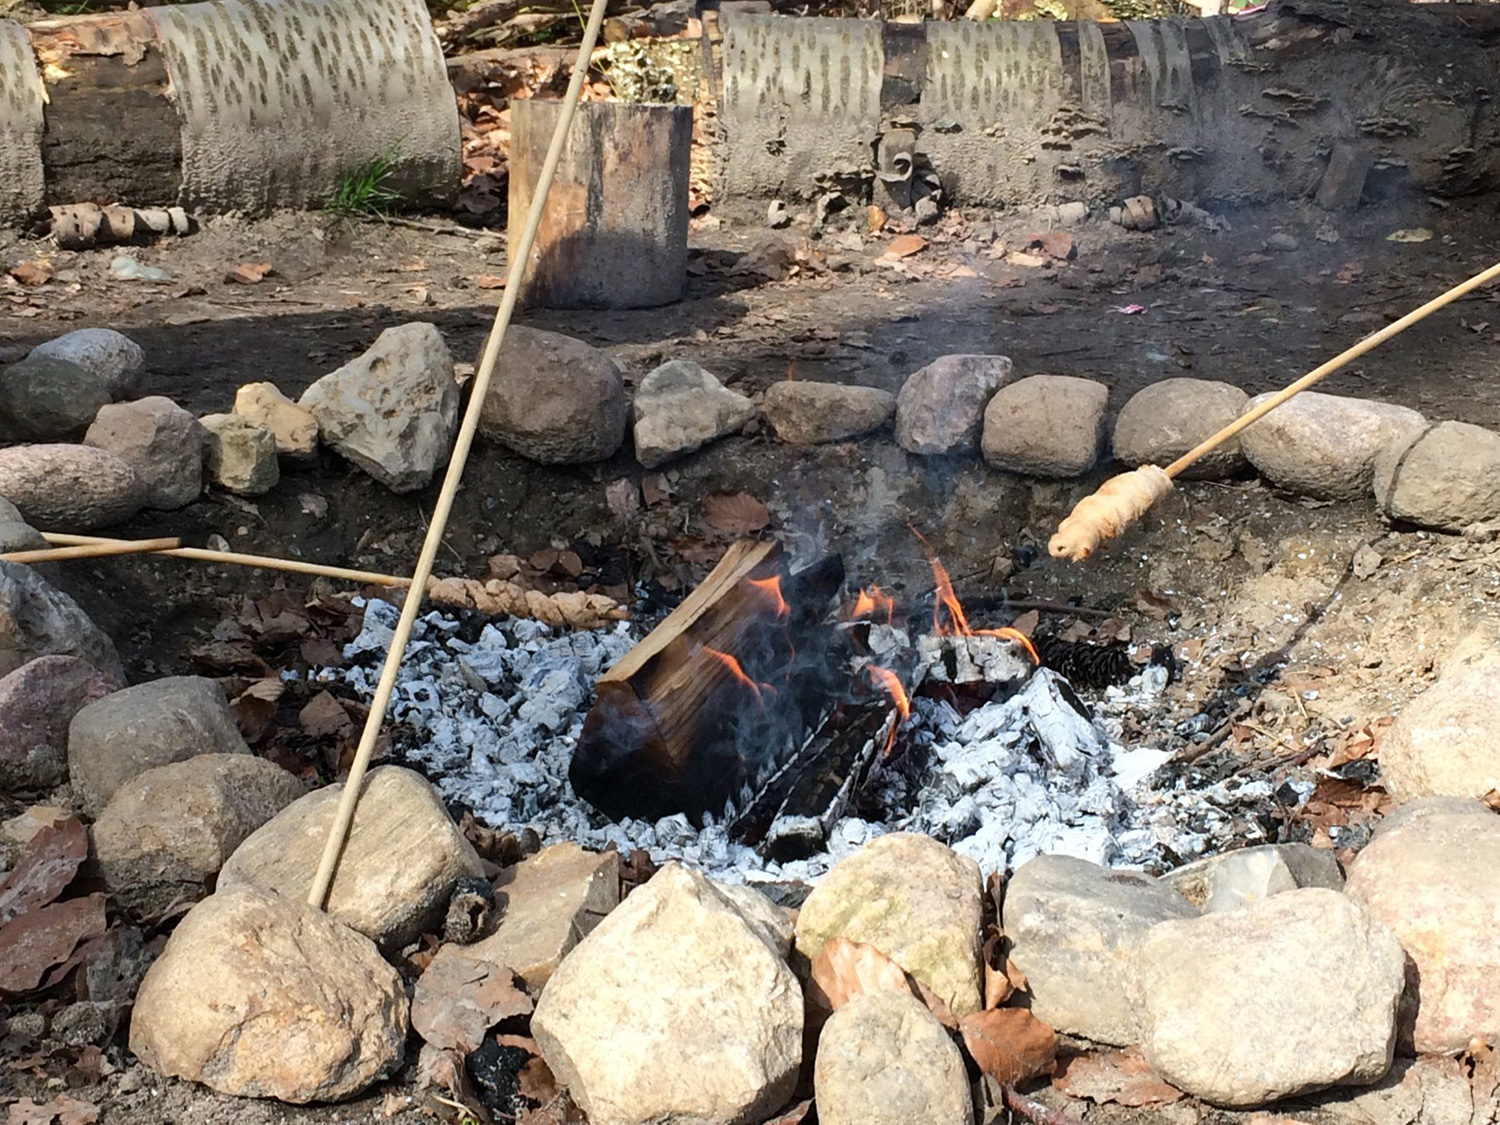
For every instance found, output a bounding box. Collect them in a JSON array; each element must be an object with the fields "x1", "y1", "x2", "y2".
[
  {"x1": 40, "y1": 532, "x2": 411, "y2": 587},
  {"x1": 1049, "y1": 259, "x2": 1500, "y2": 561},
  {"x1": 4, "y1": 536, "x2": 182, "y2": 564}
]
